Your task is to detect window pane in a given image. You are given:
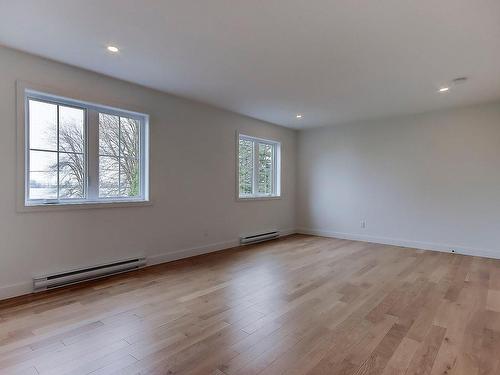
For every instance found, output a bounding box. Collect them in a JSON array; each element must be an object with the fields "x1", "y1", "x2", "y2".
[
  {"x1": 99, "y1": 156, "x2": 119, "y2": 198},
  {"x1": 99, "y1": 113, "x2": 119, "y2": 156},
  {"x1": 257, "y1": 143, "x2": 274, "y2": 195},
  {"x1": 29, "y1": 100, "x2": 57, "y2": 151},
  {"x1": 59, "y1": 152, "x2": 85, "y2": 199},
  {"x1": 120, "y1": 117, "x2": 140, "y2": 159},
  {"x1": 120, "y1": 157, "x2": 140, "y2": 197},
  {"x1": 29, "y1": 150, "x2": 57, "y2": 199},
  {"x1": 59, "y1": 106, "x2": 85, "y2": 154},
  {"x1": 239, "y1": 139, "x2": 254, "y2": 196},
  {"x1": 99, "y1": 114, "x2": 141, "y2": 198}
]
